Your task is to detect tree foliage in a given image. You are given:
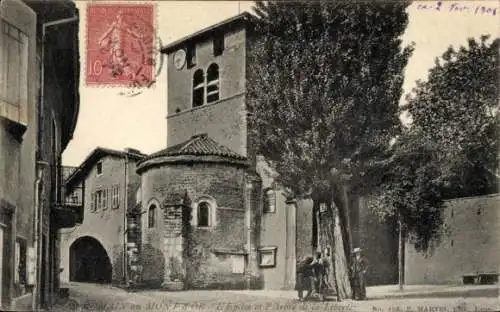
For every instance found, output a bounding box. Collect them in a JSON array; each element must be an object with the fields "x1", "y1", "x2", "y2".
[
  {"x1": 248, "y1": 1, "x2": 413, "y2": 198},
  {"x1": 248, "y1": 0, "x2": 413, "y2": 298},
  {"x1": 370, "y1": 36, "x2": 499, "y2": 252}
]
